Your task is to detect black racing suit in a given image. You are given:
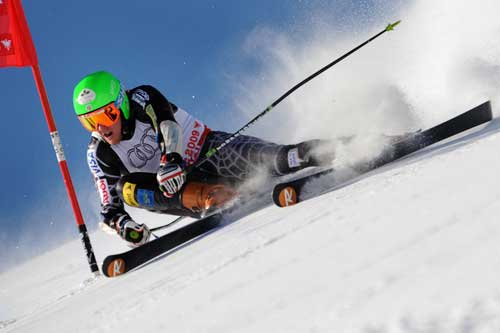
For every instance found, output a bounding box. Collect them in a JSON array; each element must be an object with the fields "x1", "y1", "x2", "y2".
[{"x1": 87, "y1": 85, "x2": 329, "y2": 227}]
